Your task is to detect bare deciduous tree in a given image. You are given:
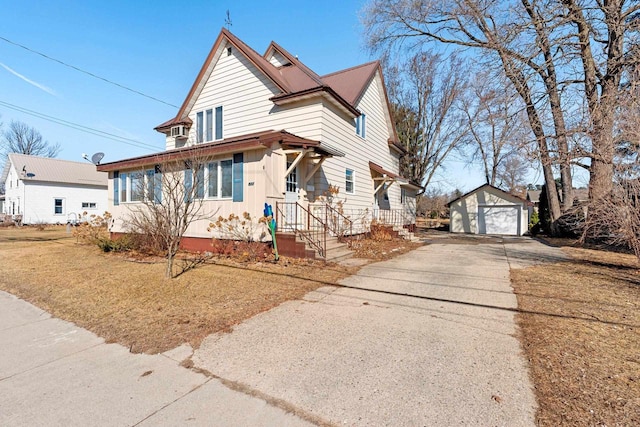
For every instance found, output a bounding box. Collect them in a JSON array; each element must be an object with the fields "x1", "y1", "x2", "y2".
[
  {"x1": 581, "y1": 72, "x2": 640, "y2": 258},
  {"x1": 497, "y1": 155, "x2": 529, "y2": 197},
  {"x1": 125, "y1": 156, "x2": 213, "y2": 278},
  {"x1": 363, "y1": 0, "x2": 640, "y2": 234},
  {"x1": 387, "y1": 51, "x2": 470, "y2": 192},
  {"x1": 2, "y1": 120, "x2": 61, "y2": 159},
  {"x1": 462, "y1": 71, "x2": 532, "y2": 191}
]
